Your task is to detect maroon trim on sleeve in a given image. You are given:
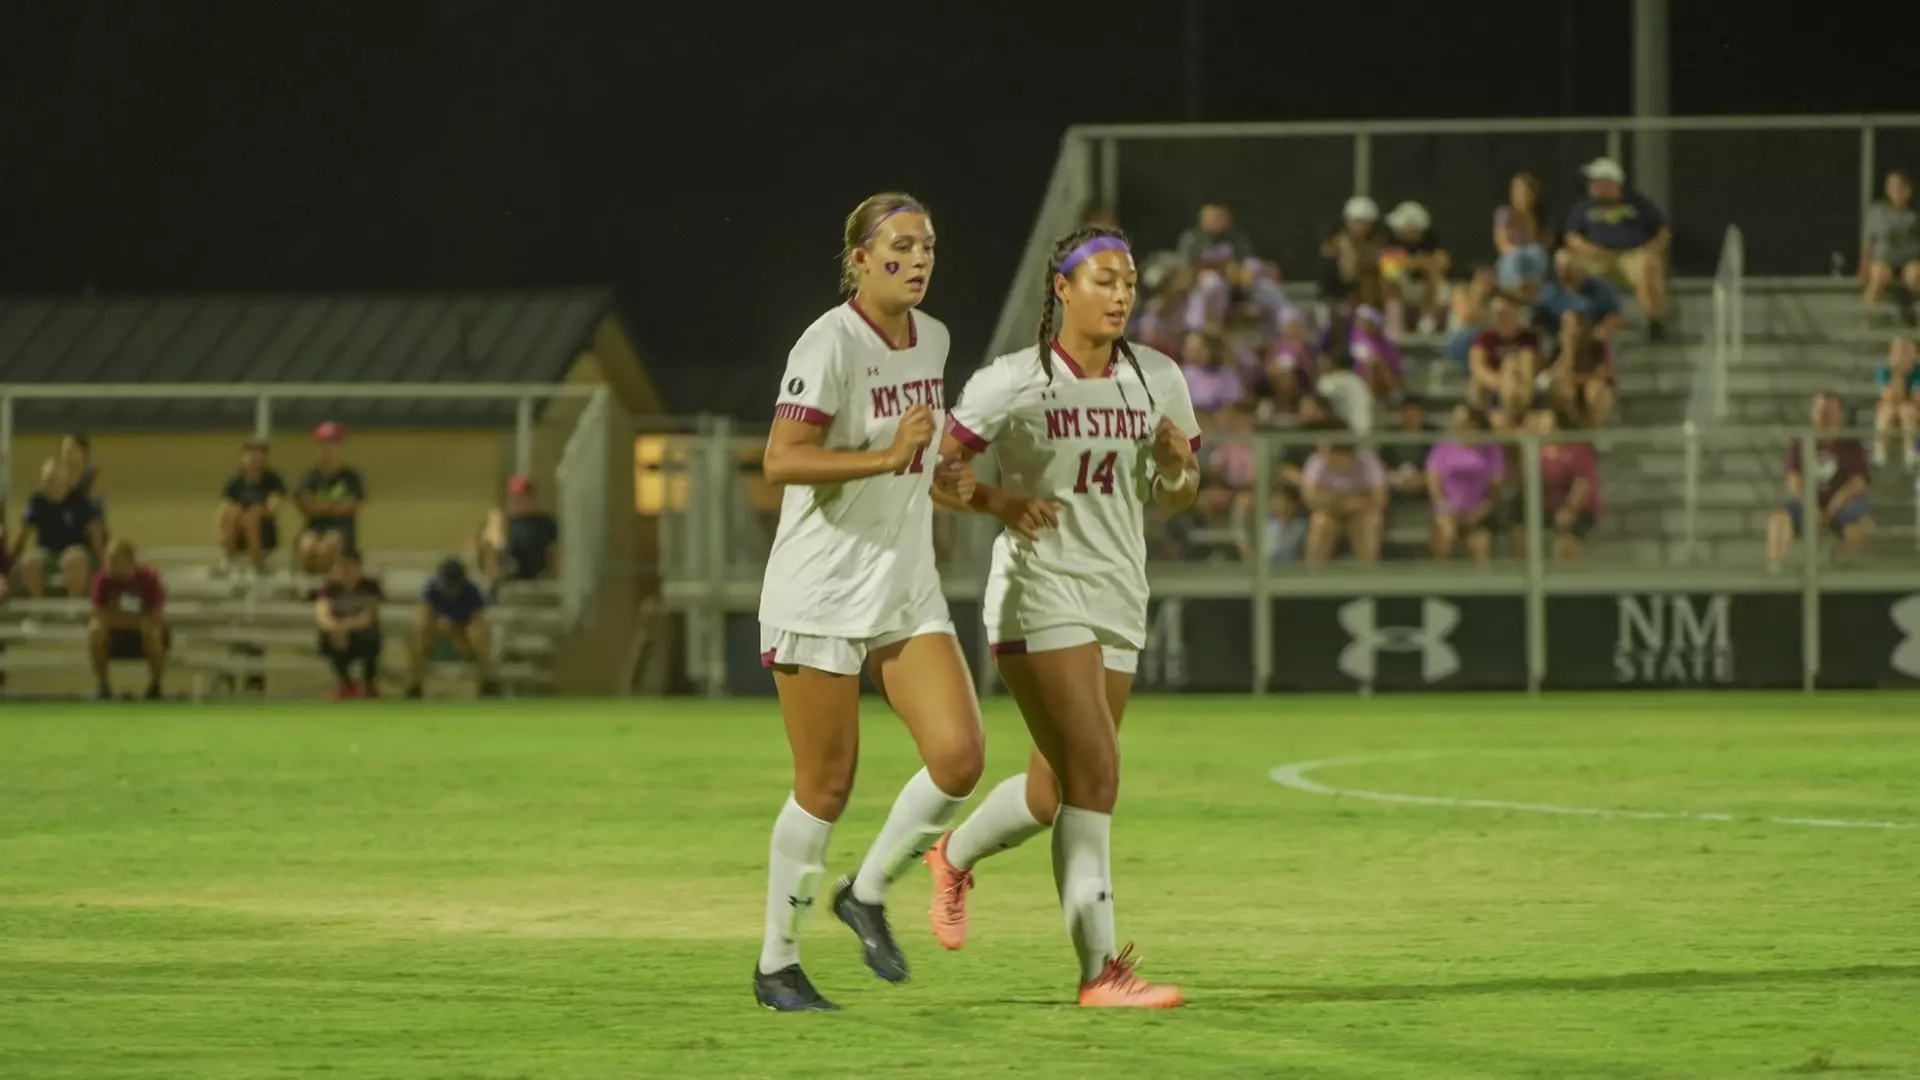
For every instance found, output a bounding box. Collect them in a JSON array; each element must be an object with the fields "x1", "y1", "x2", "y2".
[
  {"x1": 948, "y1": 418, "x2": 990, "y2": 453},
  {"x1": 1188, "y1": 435, "x2": 1203, "y2": 453},
  {"x1": 773, "y1": 403, "x2": 833, "y2": 426}
]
